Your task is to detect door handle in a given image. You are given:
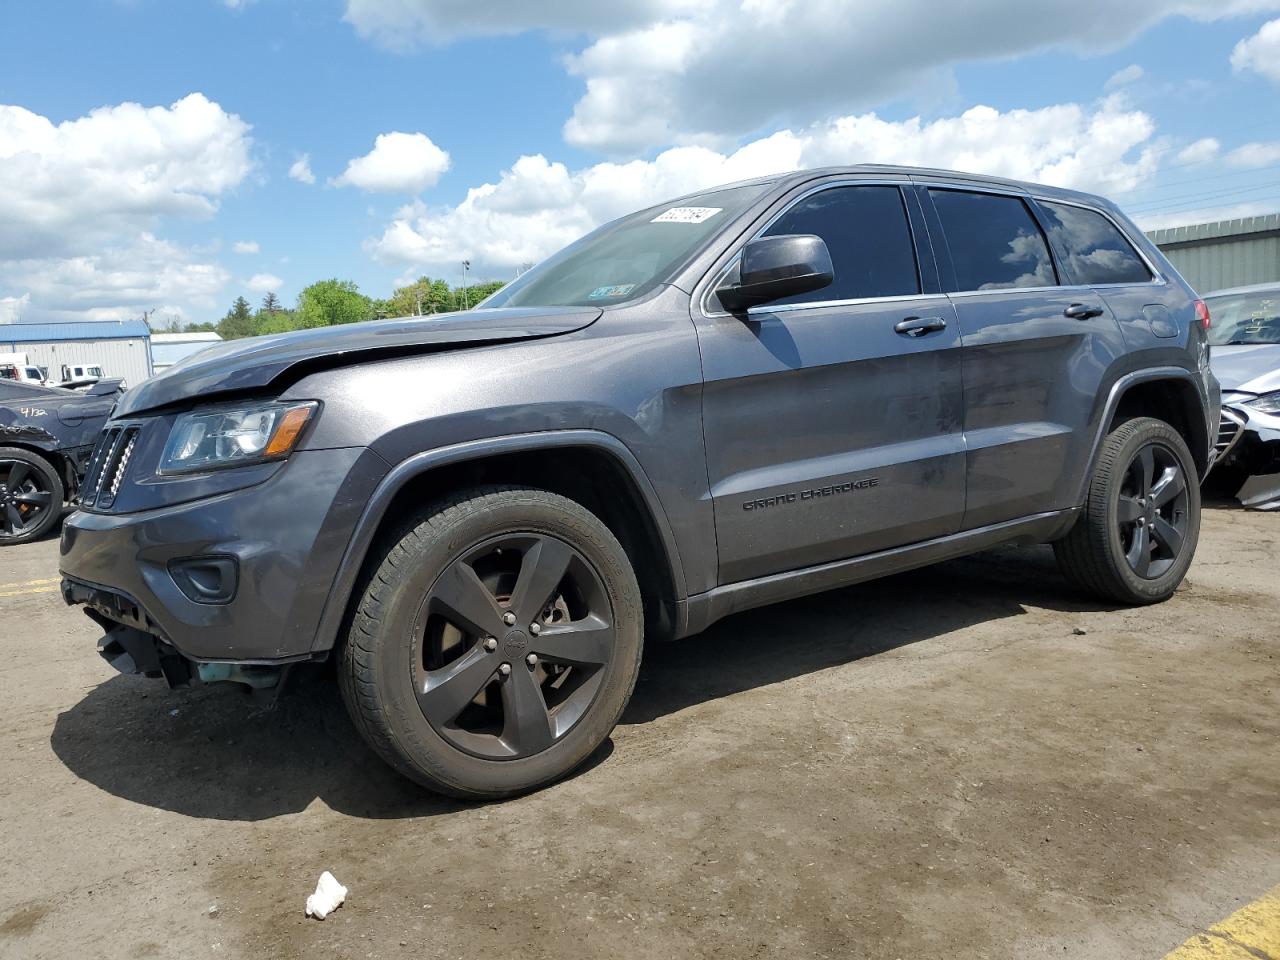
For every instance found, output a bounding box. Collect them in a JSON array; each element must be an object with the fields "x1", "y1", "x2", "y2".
[
  {"x1": 1064, "y1": 303, "x2": 1105, "y2": 320},
  {"x1": 894, "y1": 316, "x2": 947, "y2": 337}
]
